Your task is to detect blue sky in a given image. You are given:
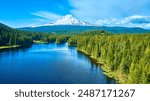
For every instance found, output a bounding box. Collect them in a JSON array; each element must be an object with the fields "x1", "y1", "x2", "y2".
[{"x1": 0, "y1": 0, "x2": 150, "y2": 28}]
